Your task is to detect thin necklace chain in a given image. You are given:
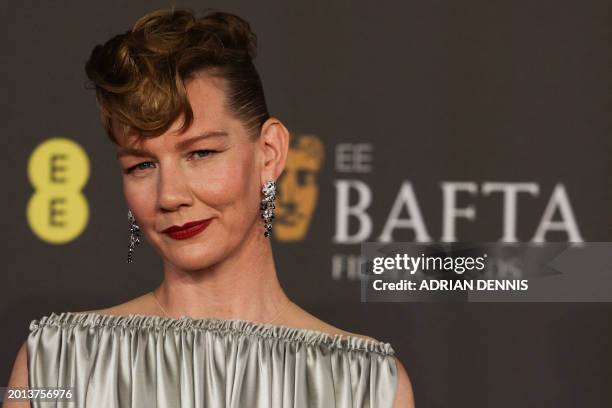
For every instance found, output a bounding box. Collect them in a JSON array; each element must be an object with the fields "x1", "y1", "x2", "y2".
[{"x1": 151, "y1": 290, "x2": 290, "y2": 325}]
